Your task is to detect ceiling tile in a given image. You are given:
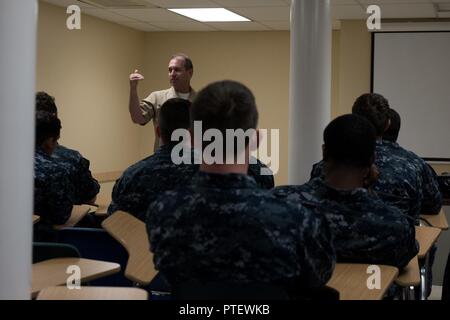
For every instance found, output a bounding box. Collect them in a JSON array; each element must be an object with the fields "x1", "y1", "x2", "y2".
[
  {"x1": 377, "y1": 4, "x2": 436, "y2": 19},
  {"x1": 260, "y1": 20, "x2": 290, "y2": 30},
  {"x1": 213, "y1": 0, "x2": 288, "y2": 7},
  {"x1": 42, "y1": 0, "x2": 95, "y2": 8},
  {"x1": 230, "y1": 6, "x2": 289, "y2": 21},
  {"x1": 332, "y1": 4, "x2": 366, "y2": 19},
  {"x1": 331, "y1": 0, "x2": 358, "y2": 4},
  {"x1": 144, "y1": 0, "x2": 219, "y2": 8},
  {"x1": 116, "y1": 21, "x2": 164, "y2": 31},
  {"x1": 205, "y1": 21, "x2": 271, "y2": 31},
  {"x1": 150, "y1": 21, "x2": 218, "y2": 31},
  {"x1": 109, "y1": 8, "x2": 189, "y2": 21},
  {"x1": 358, "y1": 0, "x2": 431, "y2": 3},
  {"x1": 82, "y1": 8, "x2": 137, "y2": 22}
]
